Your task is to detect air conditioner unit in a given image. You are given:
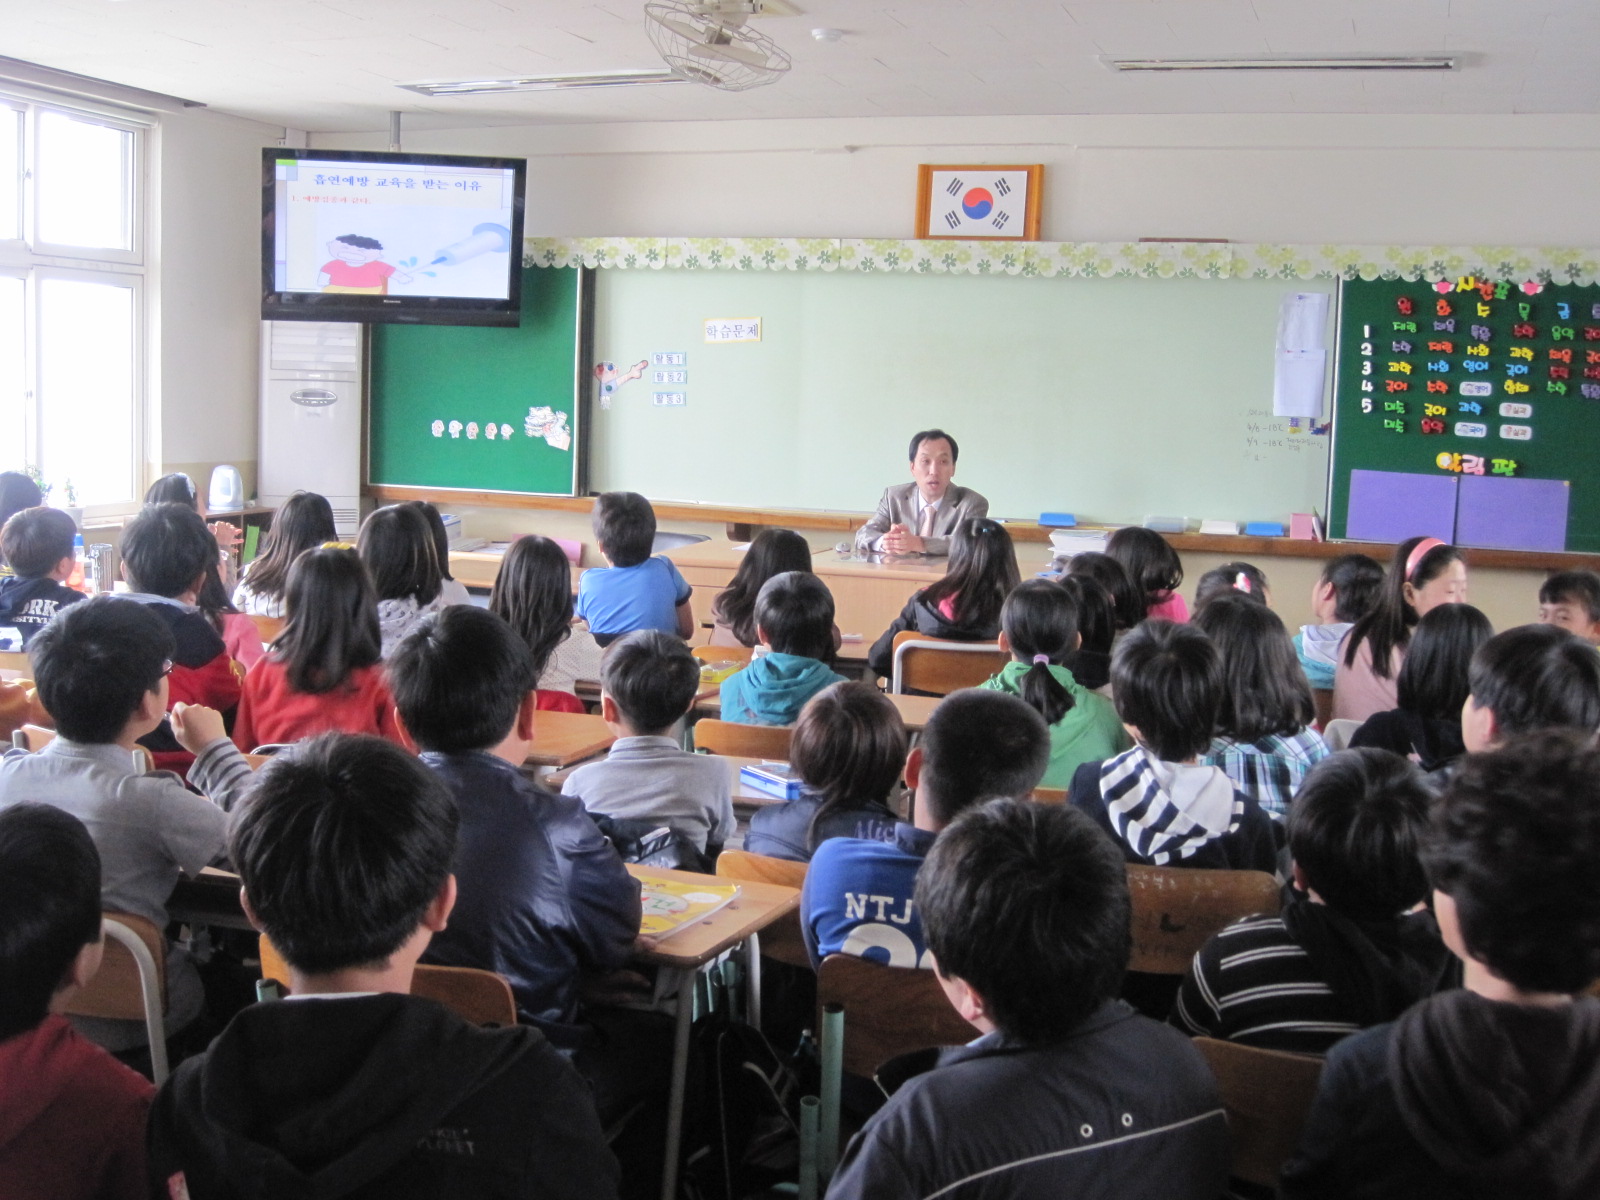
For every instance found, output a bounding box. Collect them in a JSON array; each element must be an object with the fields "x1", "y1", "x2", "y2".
[{"x1": 258, "y1": 321, "x2": 363, "y2": 538}]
